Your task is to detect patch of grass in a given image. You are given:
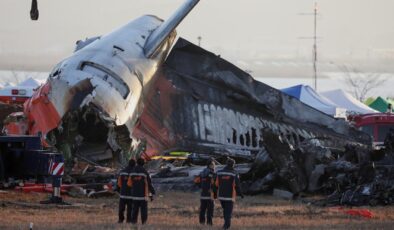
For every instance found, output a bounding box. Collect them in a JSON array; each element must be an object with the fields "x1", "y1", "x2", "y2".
[{"x1": 1, "y1": 191, "x2": 394, "y2": 229}]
